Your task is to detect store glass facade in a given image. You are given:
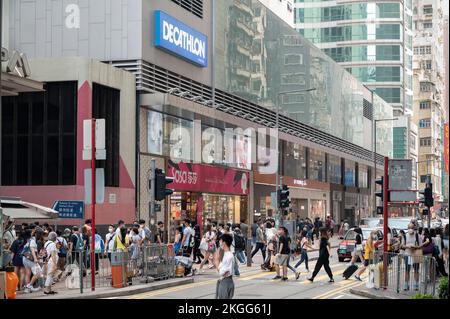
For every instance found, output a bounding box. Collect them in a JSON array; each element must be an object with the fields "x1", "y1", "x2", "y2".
[
  {"x1": 215, "y1": 0, "x2": 393, "y2": 154},
  {"x1": 344, "y1": 159, "x2": 356, "y2": 187},
  {"x1": 328, "y1": 154, "x2": 342, "y2": 184},
  {"x1": 283, "y1": 141, "x2": 307, "y2": 179},
  {"x1": 308, "y1": 148, "x2": 326, "y2": 182}
]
